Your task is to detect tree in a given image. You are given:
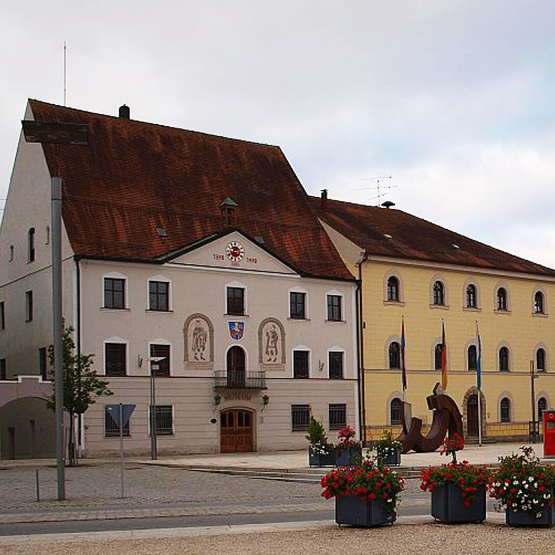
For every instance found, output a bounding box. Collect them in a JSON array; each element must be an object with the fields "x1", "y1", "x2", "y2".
[{"x1": 47, "y1": 323, "x2": 112, "y2": 465}]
